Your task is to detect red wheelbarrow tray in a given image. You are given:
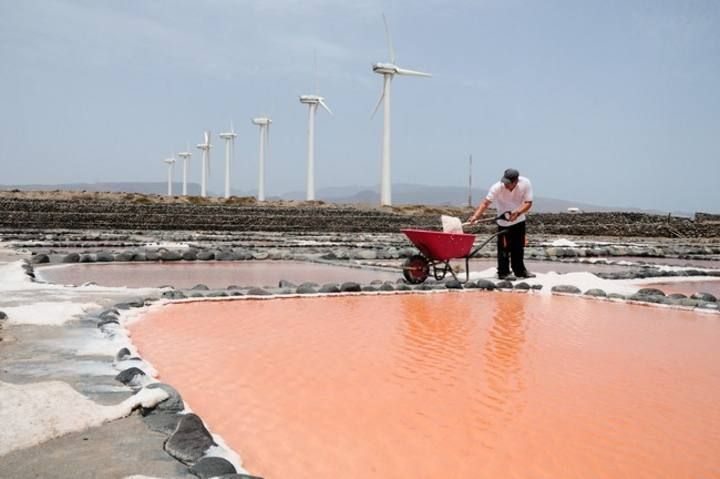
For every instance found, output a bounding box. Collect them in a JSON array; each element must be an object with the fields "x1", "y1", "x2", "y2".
[{"x1": 401, "y1": 229, "x2": 477, "y2": 261}]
